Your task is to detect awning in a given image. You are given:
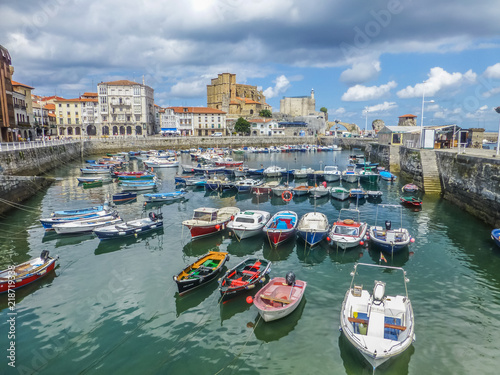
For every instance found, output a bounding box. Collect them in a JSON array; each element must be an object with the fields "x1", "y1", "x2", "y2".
[{"x1": 161, "y1": 128, "x2": 177, "y2": 132}]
